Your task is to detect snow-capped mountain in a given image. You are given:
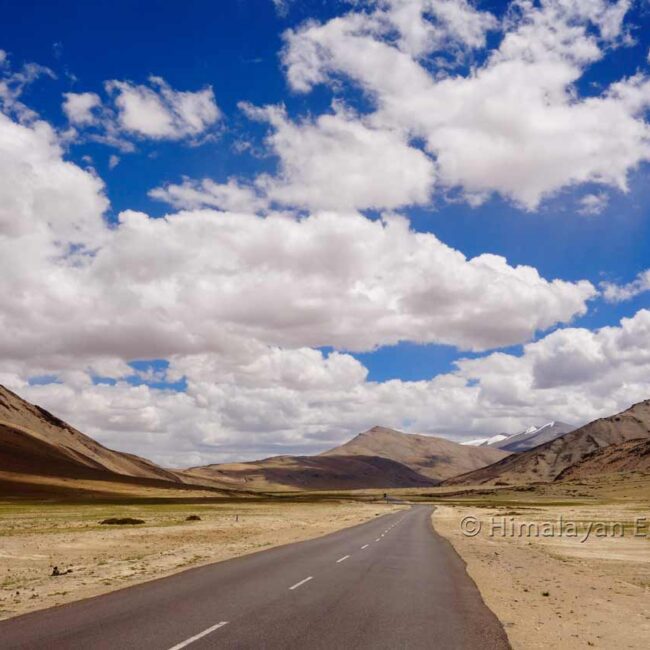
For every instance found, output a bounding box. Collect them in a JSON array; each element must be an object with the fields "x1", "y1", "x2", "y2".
[
  {"x1": 462, "y1": 434, "x2": 508, "y2": 447},
  {"x1": 463, "y1": 421, "x2": 576, "y2": 452}
]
